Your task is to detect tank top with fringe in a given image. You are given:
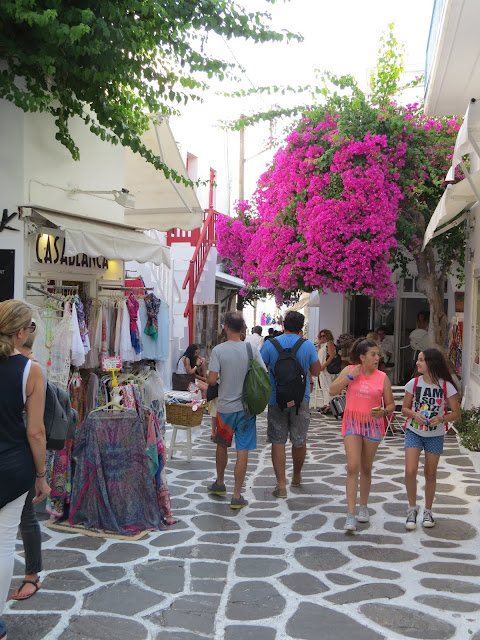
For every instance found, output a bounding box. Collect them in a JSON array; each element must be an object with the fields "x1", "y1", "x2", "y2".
[{"x1": 342, "y1": 367, "x2": 386, "y2": 437}]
